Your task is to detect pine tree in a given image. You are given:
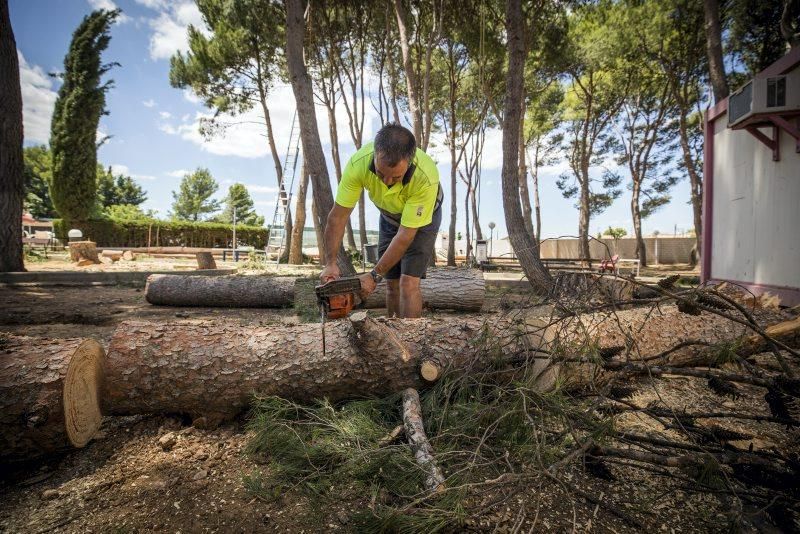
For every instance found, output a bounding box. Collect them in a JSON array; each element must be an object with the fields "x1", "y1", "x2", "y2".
[
  {"x1": 23, "y1": 145, "x2": 57, "y2": 219},
  {"x1": 217, "y1": 183, "x2": 264, "y2": 226},
  {"x1": 49, "y1": 9, "x2": 119, "y2": 222},
  {"x1": 96, "y1": 166, "x2": 146, "y2": 208},
  {"x1": 170, "y1": 168, "x2": 221, "y2": 221}
]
